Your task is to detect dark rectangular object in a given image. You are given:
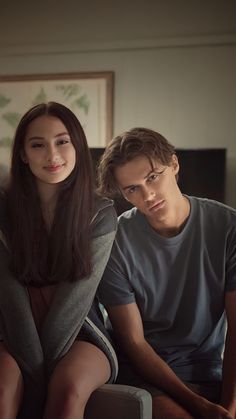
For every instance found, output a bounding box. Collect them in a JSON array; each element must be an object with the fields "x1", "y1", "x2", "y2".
[
  {"x1": 176, "y1": 148, "x2": 226, "y2": 203},
  {"x1": 90, "y1": 148, "x2": 226, "y2": 215}
]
